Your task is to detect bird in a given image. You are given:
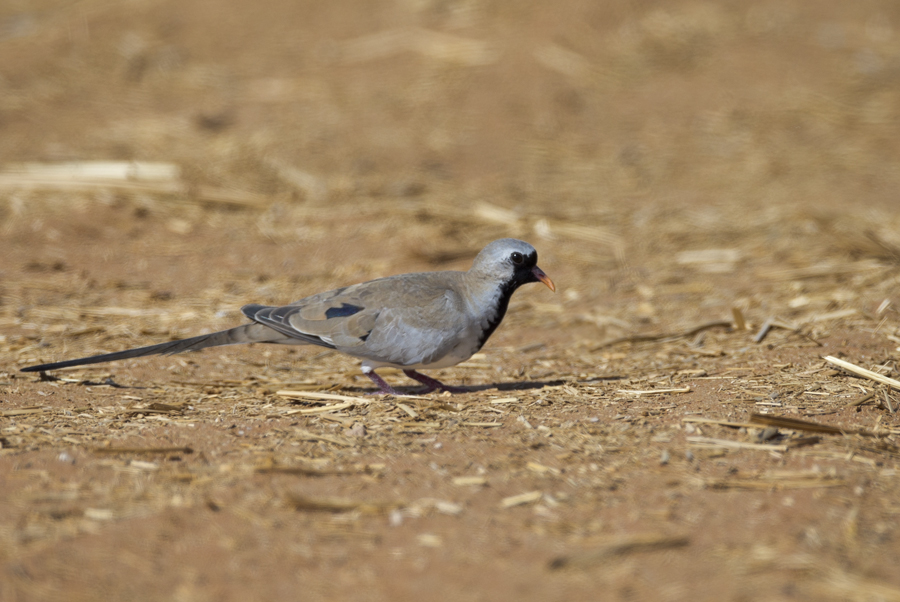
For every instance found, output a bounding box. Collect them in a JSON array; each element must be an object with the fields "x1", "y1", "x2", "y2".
[{"x1": 21, "y1": 238, "x2": 555, "y2": 395}]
